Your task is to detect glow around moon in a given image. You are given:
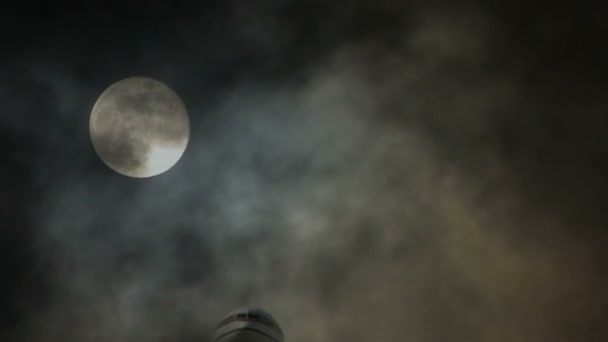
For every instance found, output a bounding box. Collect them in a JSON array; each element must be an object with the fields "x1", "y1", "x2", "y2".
[{"x1": 90, "y1": 77, "x2": 190, "y2": 178}]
